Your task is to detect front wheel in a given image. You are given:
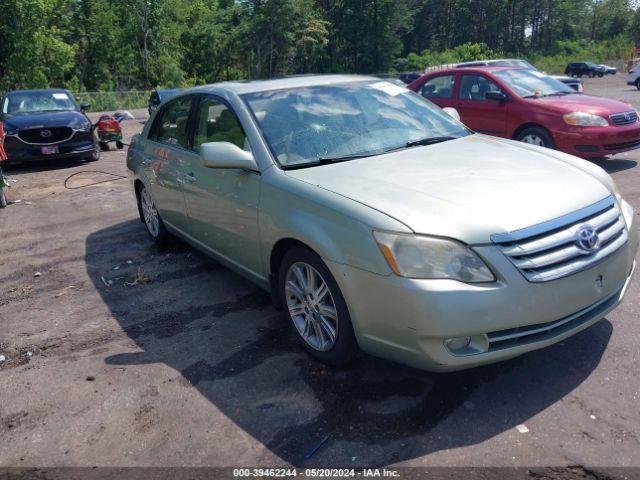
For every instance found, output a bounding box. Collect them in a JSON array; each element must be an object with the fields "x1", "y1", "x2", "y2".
[
  {"x1": 516, "y1": 127, "x2": 555, "y2": 149},
  {"x1": 139, "y1": 186, "x2": 169, "y2": 245},
  {"x1": 86, "y1": 148, "x2": 100, "y2": 162},
  {"x1": 279, "y1": 247, "x2": 358, "y2": 366}
]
